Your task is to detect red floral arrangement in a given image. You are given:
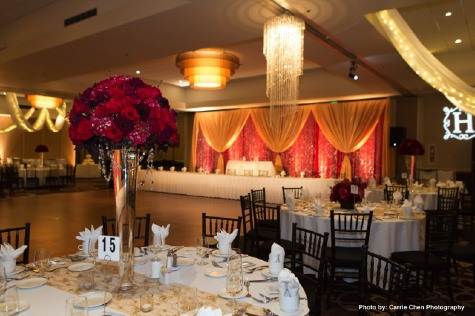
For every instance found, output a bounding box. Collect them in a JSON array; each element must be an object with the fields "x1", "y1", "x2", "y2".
[
  {"x1": 330, "y1": 179, "x2": 364, "y2": 205},
  {"x1": 68, "y1": 76, "x2": 178, "y2": 149},
  {"x1": 35, "y1": 145, "x2": 49, "y2": 153},
  {"x1": 396, "y1": 139, "x2": 424, "y2": 156}
]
